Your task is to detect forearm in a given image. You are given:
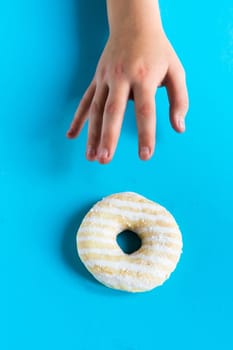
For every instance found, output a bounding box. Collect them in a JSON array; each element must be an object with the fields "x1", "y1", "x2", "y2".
[{"x1": 106, "y1": 0, "x2": 163, "y2": 36}]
